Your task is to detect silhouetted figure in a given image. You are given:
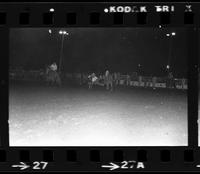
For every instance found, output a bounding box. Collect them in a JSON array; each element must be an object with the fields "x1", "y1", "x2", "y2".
[{"x1": 168, "y1": 72, "x2": 176, "y2": 89}]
